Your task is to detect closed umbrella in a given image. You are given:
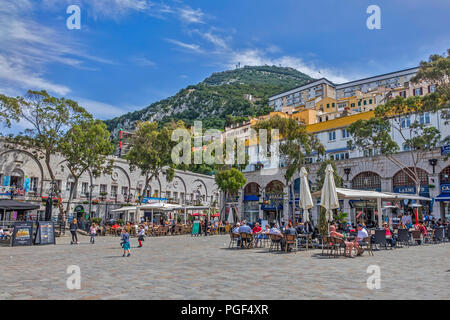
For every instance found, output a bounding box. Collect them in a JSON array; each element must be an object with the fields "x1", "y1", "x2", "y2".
[
  {"x1": 135, "y1": 206, "x2": 141, "y2": 223},
  {"x1": 299, "y1": 167, "x2": 314, "y2": 222},
  {"x1": 227, "y1": 208, "x2": 234, "y2": 224},
  {"x1": 320, "y1": 164, "x2": 339, "y2": 222}
]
